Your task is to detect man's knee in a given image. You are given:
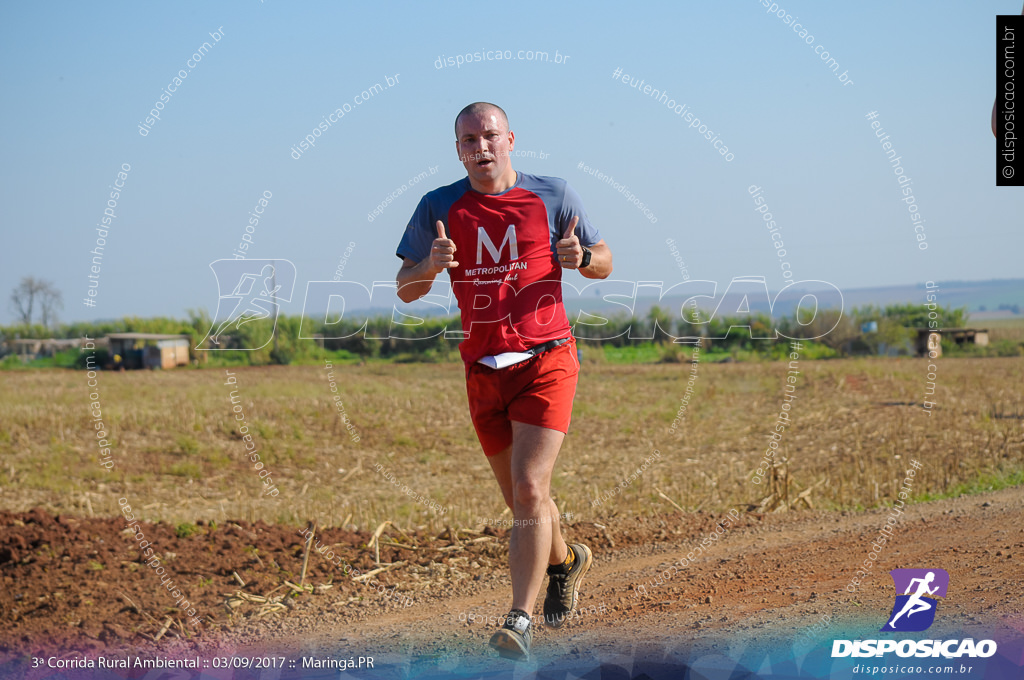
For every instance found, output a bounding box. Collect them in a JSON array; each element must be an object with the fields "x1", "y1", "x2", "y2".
[{"x1": 512, "y1": 478, "x2": 550, "y2": 508}]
